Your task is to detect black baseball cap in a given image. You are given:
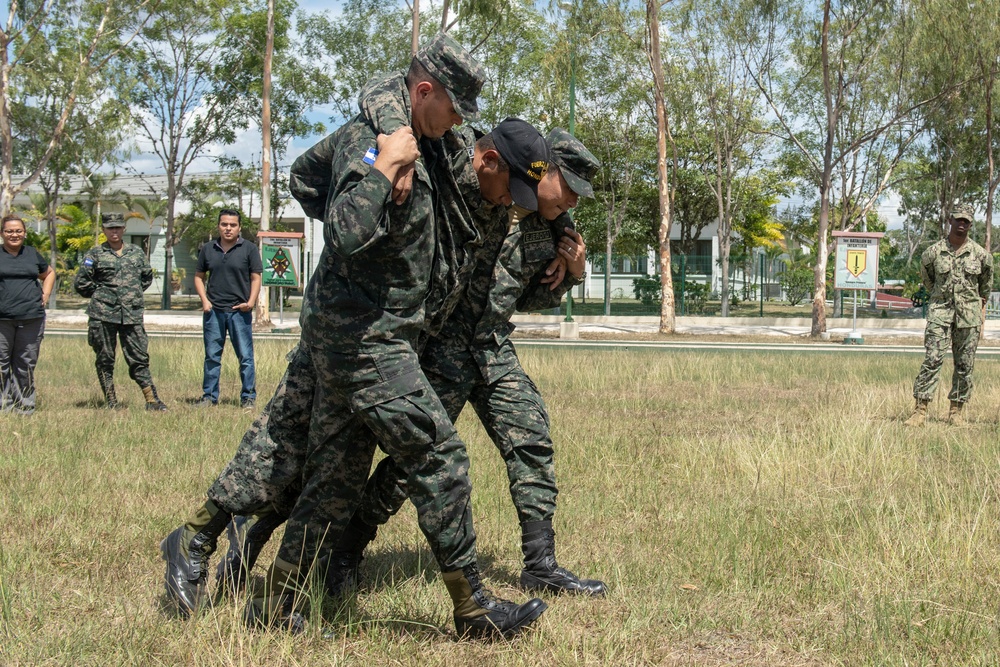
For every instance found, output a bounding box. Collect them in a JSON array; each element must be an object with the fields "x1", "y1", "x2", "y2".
[{"x1": 490, "y1": 118, "x2": 550, "y2": 210}]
